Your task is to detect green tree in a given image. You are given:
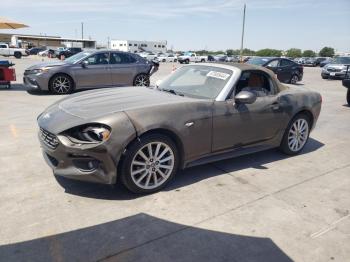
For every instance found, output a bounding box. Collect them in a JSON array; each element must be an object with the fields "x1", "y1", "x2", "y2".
[
  {"x1": 302, "y1": 50, "x2": 316, "y2": 57},
  {"x1": 255, "y1": 48, "x2": 282, "y2": 57},
  {"x1": 286, "y1": 48, "x2": 302, "y2": 58},
  {"x1": 226, "y1": 49, "x2": 240, "y2": 56},
  {"x1": 319, "y1": 47, "x2": 335, "y2": 57},
  {"x1": 242, "y1": 48, "x2": 256, "y2": 56}
]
